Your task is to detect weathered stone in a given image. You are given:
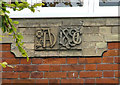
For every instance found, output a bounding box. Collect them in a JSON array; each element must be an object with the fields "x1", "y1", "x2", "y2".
[
  {"x1": 60, "y1": 51, "x2": 82, "y2": 56},
  {"x1": 106, "y1": 18, "x2": 119, "y2": 25},
  {"x1": 111, "y1": 26, "x2": 120, "y2": 34},
  {"x1": 82, "y1": 48, "x2": 96, "y2": 56},
  {"x1": 17, "y1": 28, "x2": 35, "y2": 35},
  {"x1": 81, "y1": 27, "x2": 99, "y2": 34},
  {"x1": 83, "y1": 18, "x2": 106, "y2": 26},
  {"x1": 62, "y1": 19, "x2": 83, "y2": 26},
  {"x1": 2, "y1": 36, "x2": 14, "y2": 43},
  {"x1": 35, "y1": 51, "x2": 60, "y2": 57},
  {"x1": 22, "y1": 35, "x2": 34, "y2": 43},
  {"x1": 96, "y1": 42, "x2": 107, "y2": 48},
  {"x1": 82, "y1": 34, "x2": 104, "y2": 42},
  {"x1": 105, "y1": 34, "x2": 119, "y2": 41},
  {"x1": 11, "y1": 48, "x2": 35, "y2": 57},
  {"x1": 99, "y1": 27, "x2": 111, "y2": 34},
  {"x1": 23, "y1": 43, "x2": 34, "y2": 49},
  {"x1": 82, "y1": 42, "x2": 96, "y2": 48},
  {"x1": 6, "y1": 18, "x2": 120, "y2": 57},
  {"x1": 96, "y1": 48, "x2": 107, "y2": 56}
]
